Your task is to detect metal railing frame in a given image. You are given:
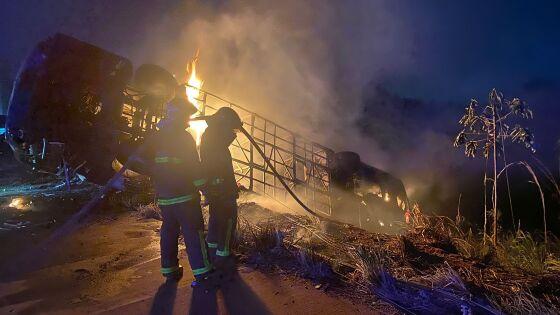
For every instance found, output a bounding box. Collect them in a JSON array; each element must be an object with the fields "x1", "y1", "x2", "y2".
[{"x1": 197, "y1": 90, "x2": 334, "y2": 216}]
